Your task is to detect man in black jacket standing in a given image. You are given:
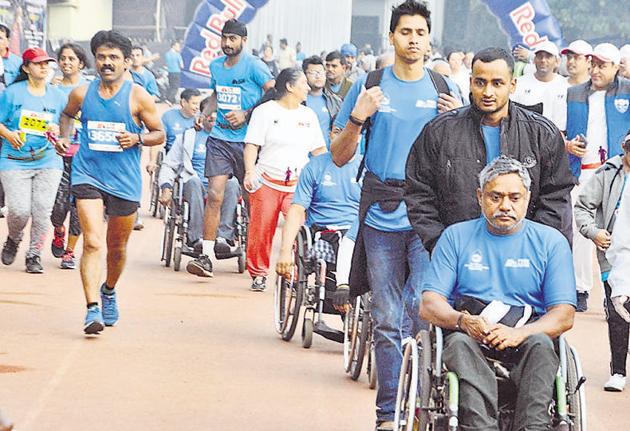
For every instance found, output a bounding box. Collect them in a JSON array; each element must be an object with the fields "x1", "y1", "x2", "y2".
[{"x1": 406, "y1": 47, "x2": 574, "y2": 252}]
